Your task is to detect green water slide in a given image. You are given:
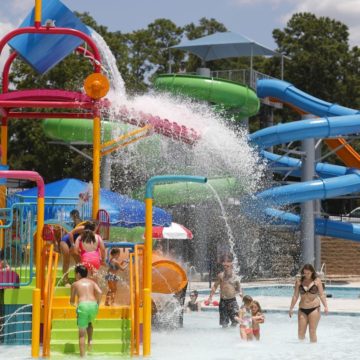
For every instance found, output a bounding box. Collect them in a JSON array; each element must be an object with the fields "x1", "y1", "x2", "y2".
[
  {"x1": 154, "y1": 74, "x2": 260, "y2": 119},
  {"x1": 42, "y1": 118, "x2": 131, "y2": 144}
]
